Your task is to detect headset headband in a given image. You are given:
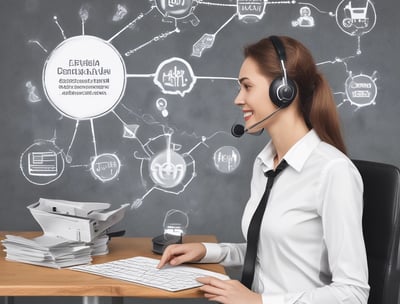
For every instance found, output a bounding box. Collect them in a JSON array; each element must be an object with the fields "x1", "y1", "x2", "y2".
[{"x1": 269, "y1": 35, "x2": 288, "y2": 86}]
